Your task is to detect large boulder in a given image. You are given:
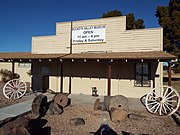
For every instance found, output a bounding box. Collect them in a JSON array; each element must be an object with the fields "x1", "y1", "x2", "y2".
[
  {"x1": 104, "y1": 95, "x2": 129, "y2": 122},
  {"x1": 104, "y1": 95, "x2": 129, "y2": 112},
  {"x1": 94, "y1": 98, "x2": 100, "y2": 111},
  {"x1": 110, "y1": 107, "x2": 128, "y2": 122},
  {"x1": 94, "y1": 99, "x2": 107, "y2": 111},
  {"x1": 31, "y1": 94, "x2": 47, "y2": 117},
  {"x1": 46, "y1": 102, "x2": 63, "y2": 115},
  {"x1": 0, "y1": 117, "x2": 30, "y2": 135},
  {"x1": 54, "y1": 93, "x2": 68, "y2": 108}
]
